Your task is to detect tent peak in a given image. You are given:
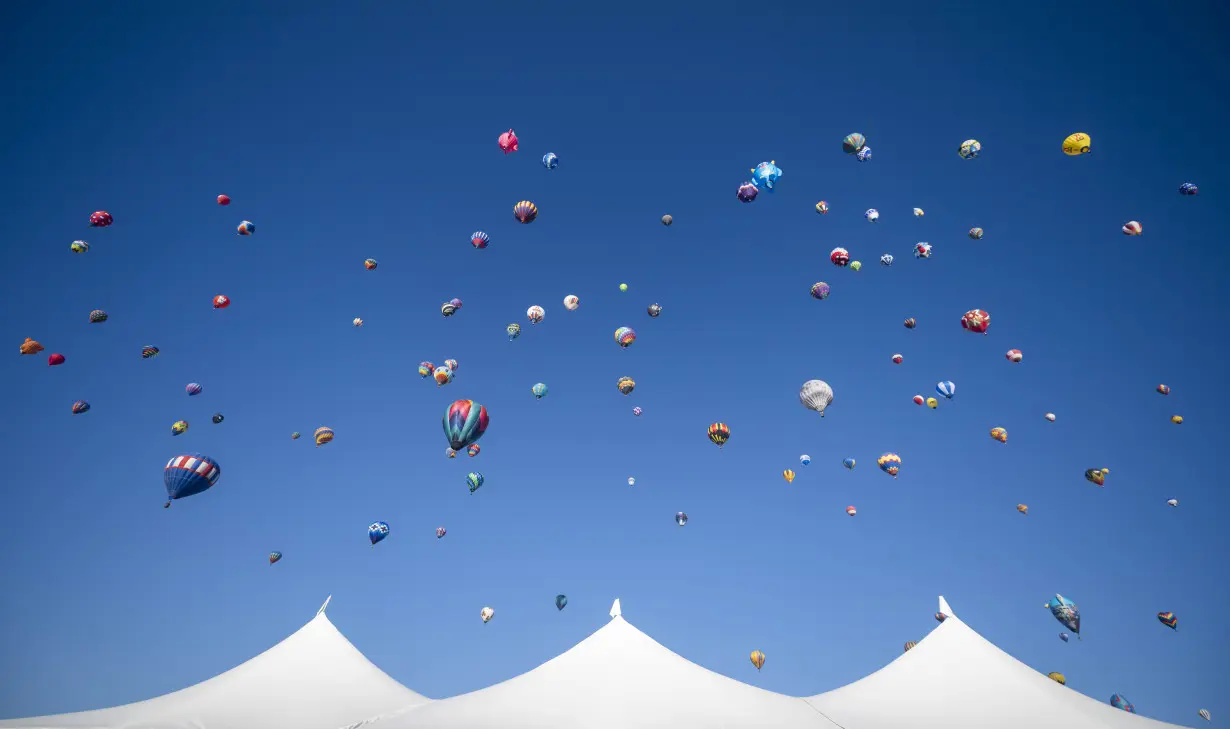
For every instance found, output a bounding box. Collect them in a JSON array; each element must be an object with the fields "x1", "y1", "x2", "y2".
[
  {"x1": 609, "y1": 598, "x2": 621, "y2": 619},
  {"x1": 938, "y1": 595, "x2": 955, "y2": 619},
  {"x1": 317, "y1": 595, "x2": 332, "y2": 616}
]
